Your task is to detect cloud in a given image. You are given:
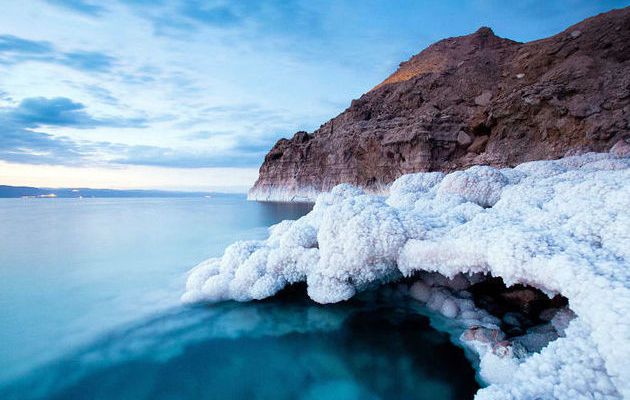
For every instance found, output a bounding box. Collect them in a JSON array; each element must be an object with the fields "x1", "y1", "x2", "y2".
[
  {"x1": 82, "y1": 85, "x2": 119, "y2": 105},
  {"x1": 0, "y1": 96, "x2": 152, "y2": 166},
  {"x1": 0, "y1": 126, "x2": 83, "y2": 165},
  {"x1": 0, "y1": 98, "x2": 97, "y2": 165},
  {"x1": 0, "y1": 89, "x2": 12, "y2": 103},
  {"x1": 0, "y1": 122, "x2": 263, "y2": 168},
  {"x1": 0, "y1": 3, "x2": 367, "y2": 173},
  {"x1": 231, "y1": 139, "x2": 274, "y2": 155},
  {"x1": 0, "y1": 96, "x2": 266, "y2": 168},
  {"x1": 0, "y1": 122, "x2": 260, "y2": 168},
  {"x1": 121, "y1": 0, "x2": 325, "y2": 41},
  {"x1": 61, "y1": 51, "x2": 116, "y2": 72},
  {"x1": 0, "y1": 35, "x2": 53, "y2": 54},
  {"x1": 179, "y1": 1, "x2": 241, "y2": 27},
  {"x1": 111, "y1": 146, "x2": 264, "y2": 168},
  {"x1": 116, "y1": 0, "x2": 242, "y2": 36},
  {"x1": 8, "y1": 97, "x2": 100, "y2": 128},
  {"x1": 184, "y1": 130, "x2": 232, "y2": 140},
  {"x1": 0, "y1": 34, "x2": 116, "y2": 73},
  {"x1": 45, "y1": 0, "x2": 106, "y2": 16},
  {"x1": 197, "y1": 103, "x2": 297, "y2": 127},
  {"x1": 184, "y1": 129, "x2": 276, "y2": 150},
  {"x1": 3, "y1": 97, "x2": 145, "y2": 129}
]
